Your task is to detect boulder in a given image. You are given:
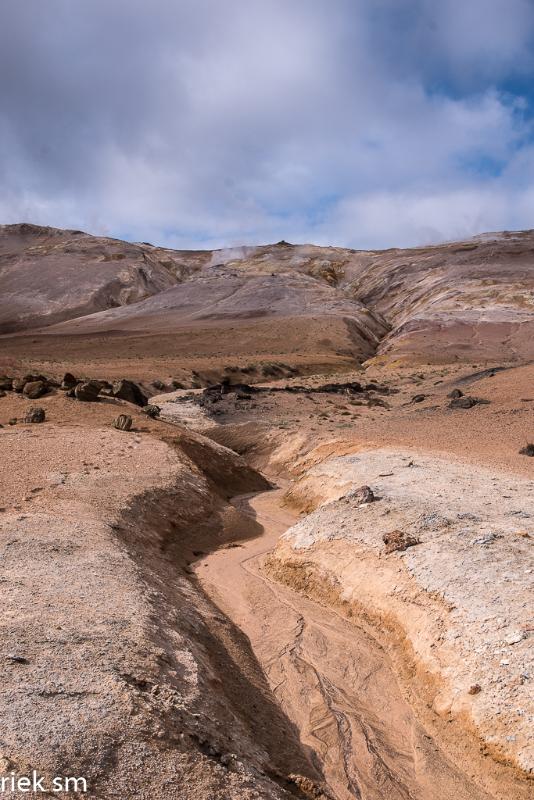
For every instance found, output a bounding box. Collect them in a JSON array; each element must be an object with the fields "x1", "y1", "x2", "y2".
[
  {"x1": 112, "y1": 379, "x2": 148, "y2": 407},
  {"x1": 0, "y1": 377, "x2": 13, "y2": 391},
  {"x1": 75, "y1": 380, "x2": 103, "y2": 402},
  {"x1": 22, "y1": 407, "x2": 45, "y2": 423},
  {"x1": 447, "y1": 388, "x2": 464, "y2": 399},
  {"x1": 22, "y1": 380, "x2": 48, "y2": 399},
  {"x1": 383, "y1": 530, "x2": 420, "y2": 554},
  {"x1": 113, "y1": 414, "x2": 132, "y2": 431},
  {"x1": 0, "y1": 390, "x2": 5, "y2": 398},
  {"x1": 143, "y1": 404, "x2": 161, "y2": 418},
  {"x1": 61, "y1": 372, "x2": 78, "y2": 390},
  {"x1": 344, "y1": 485, "x2": 375, "y2": 504},
  {"x1": 448, "y1": 396, "x2": 477, "y2": 409}
]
